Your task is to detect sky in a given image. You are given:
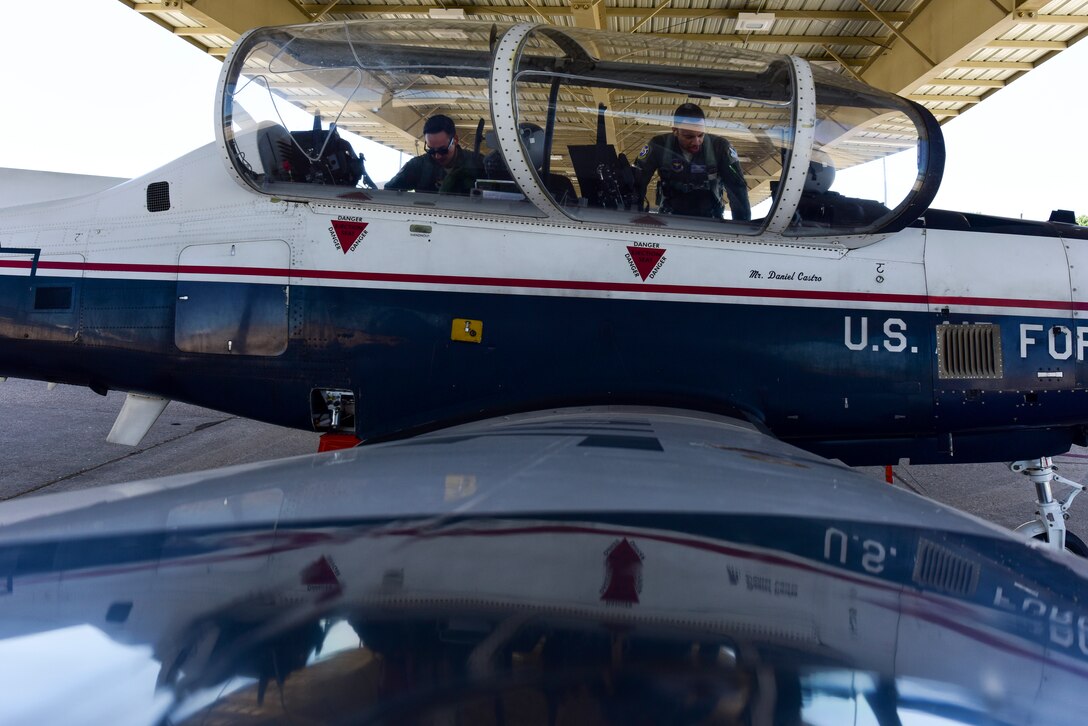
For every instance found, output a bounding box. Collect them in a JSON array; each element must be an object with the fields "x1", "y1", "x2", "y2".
[
  {"x1": 0, "y1": 0, "x2": 404, "y2": 183},
  {"x1": 0, "y1": 0, "x2": 1085, "y2": 220},
  {"x1": 932, "y1": 37, "x2": 1088, "y2": 220}
]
